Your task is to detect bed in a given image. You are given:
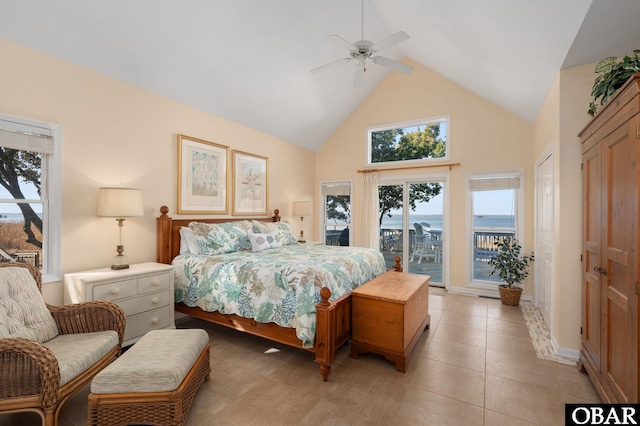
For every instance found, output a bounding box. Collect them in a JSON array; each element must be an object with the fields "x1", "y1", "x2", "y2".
[{"x1": 156, "y1": 206, "x2": 401, "y2": 381}]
